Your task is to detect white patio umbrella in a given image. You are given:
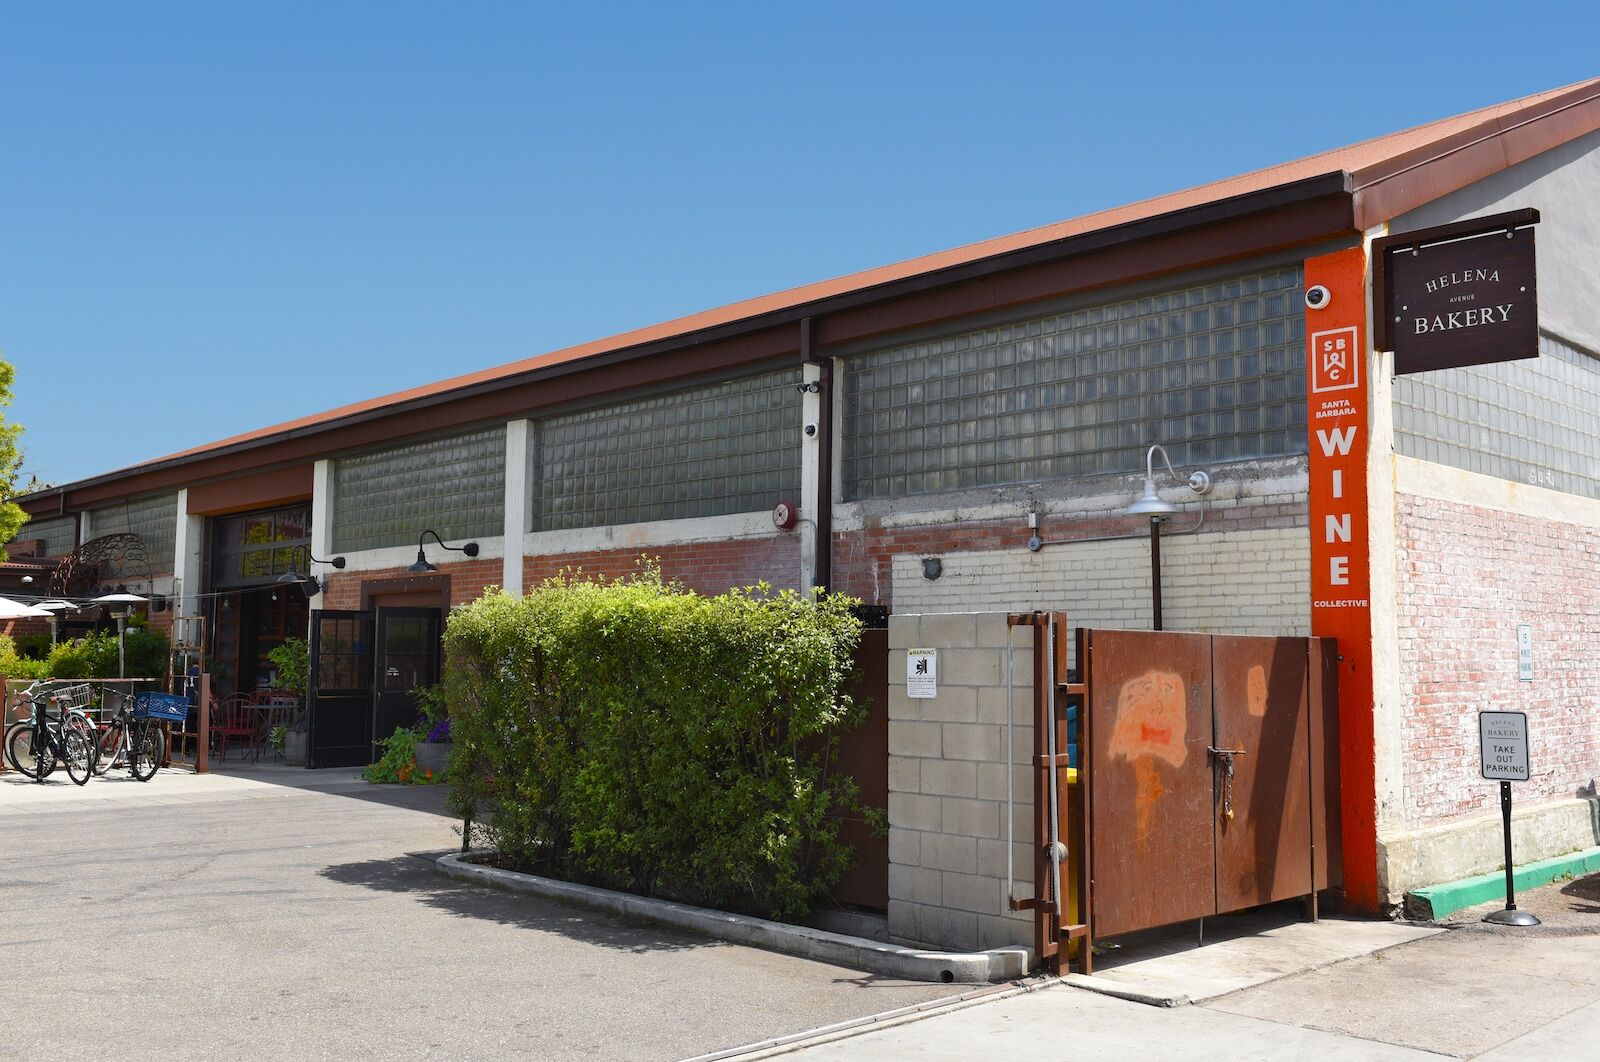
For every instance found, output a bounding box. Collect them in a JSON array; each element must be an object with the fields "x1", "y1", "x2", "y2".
[
  {"x1": 91, "y1": 592, "x2": 149, "y2": 678},
  {"x1": 0, "y1": 597, "x2": 52, "y2": 619}
]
